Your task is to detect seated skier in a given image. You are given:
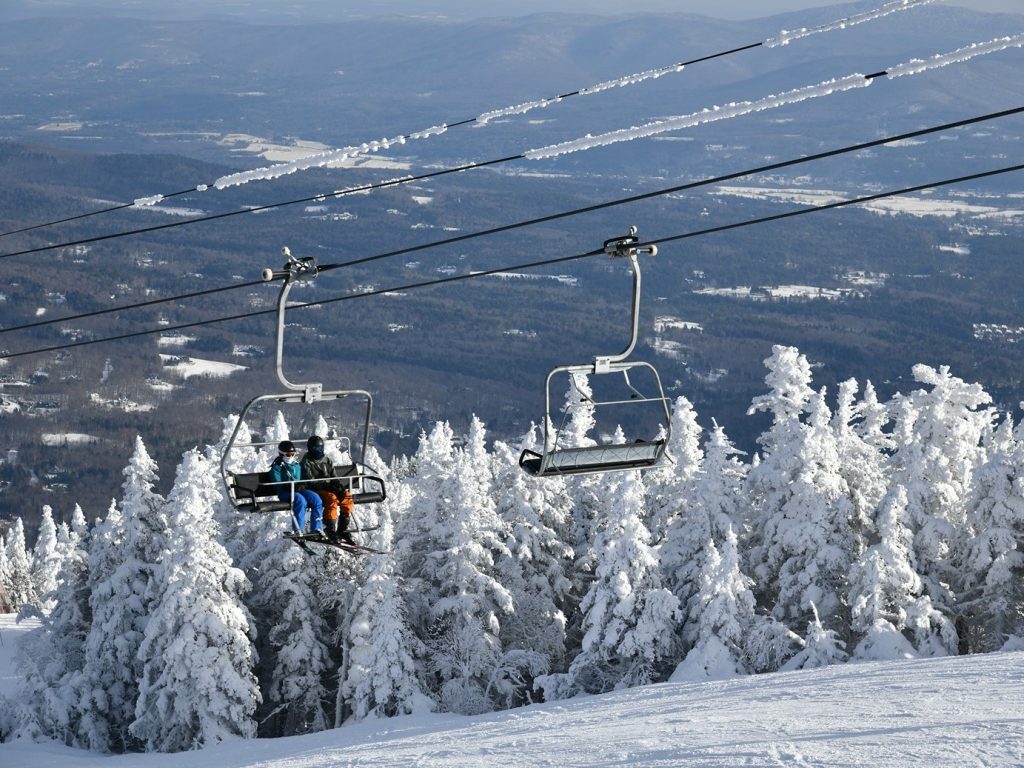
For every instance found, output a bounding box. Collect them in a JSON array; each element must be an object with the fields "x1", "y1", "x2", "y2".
[
  {"x1": 269, "y1": 440, "x2": 324, "y2": 538},
  {"x1": 300, "y1": 435, "x2": 356, "y2": 546}
]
